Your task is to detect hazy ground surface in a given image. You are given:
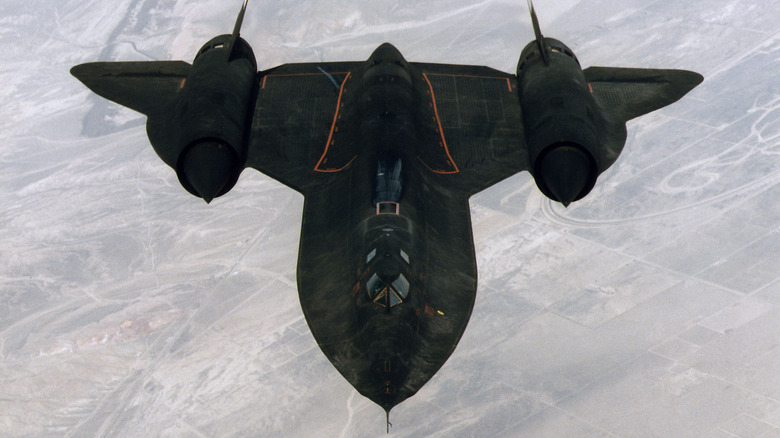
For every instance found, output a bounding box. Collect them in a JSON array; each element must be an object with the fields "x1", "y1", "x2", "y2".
[{"x1": 2, "y1": 0, "x2": 780, "y2": 437}]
